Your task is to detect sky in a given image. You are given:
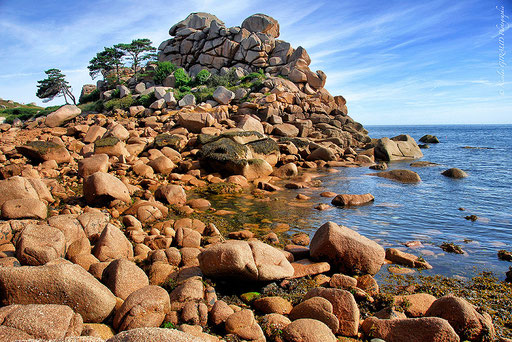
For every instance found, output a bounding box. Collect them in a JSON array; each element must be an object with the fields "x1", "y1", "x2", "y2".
[{"x1": 0, "y1": 0, "x2": 510, "y2": 125}]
